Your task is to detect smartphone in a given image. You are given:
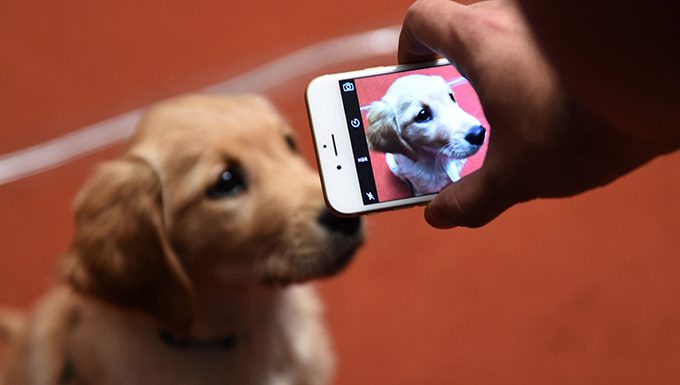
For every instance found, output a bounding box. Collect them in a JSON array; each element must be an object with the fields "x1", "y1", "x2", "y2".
[{"x1": 306, "y1": 59, "x2": 489, "y2": 216}]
